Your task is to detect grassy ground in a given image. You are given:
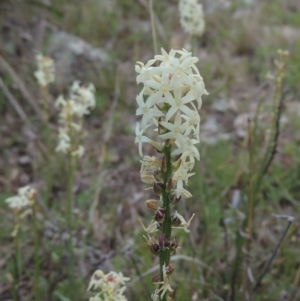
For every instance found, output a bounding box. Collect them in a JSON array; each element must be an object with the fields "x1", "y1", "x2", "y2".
[{"x1": 0, "y1": 0, "x2": 300, "y2": 300}]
